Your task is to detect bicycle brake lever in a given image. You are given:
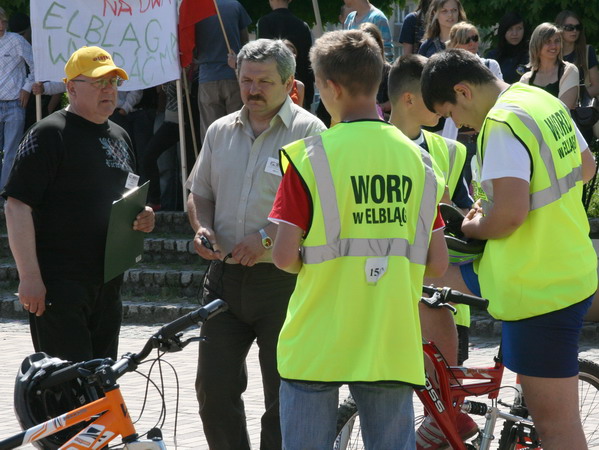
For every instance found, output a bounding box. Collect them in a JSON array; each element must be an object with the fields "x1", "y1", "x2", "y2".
[
  {"x1": 157, "y1": 334, "x2": 207, "y2": 353},
  {"x1": 179, "y1": 336, "x2": 207, "y2": 348},
  {"x1": 156, "y1": 333, "x2": 186, "y2": 353}
]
